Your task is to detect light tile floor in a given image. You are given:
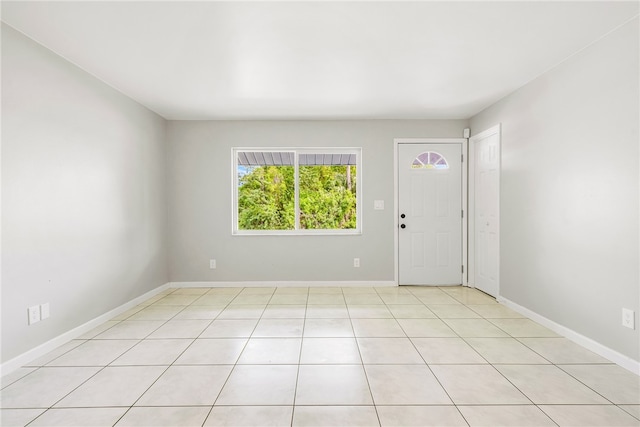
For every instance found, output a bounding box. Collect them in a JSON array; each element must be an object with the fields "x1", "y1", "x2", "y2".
[{"x1": 2, "y1": 286, "x2": 639, "y2": 427}]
